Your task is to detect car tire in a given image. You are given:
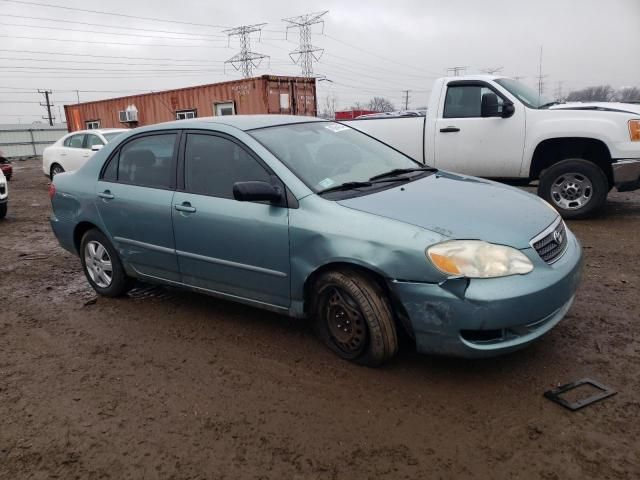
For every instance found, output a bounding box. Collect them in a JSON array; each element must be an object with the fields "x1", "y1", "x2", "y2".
[
  {"x1": 50, "y1": 163, "x2": 65, "y2": 178},
  {"x1": 0, "y1": 203, "x2": 6, "y2": 220},
  {"x1": 80, "y1": 229, "x2": 132, "y2": 297},
  {"x1": 538, "y1": 158, "x2": 608, "y2": 219},
  {"x1": 312, "y1": 269, "x2": 398, "y2": 367}
]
